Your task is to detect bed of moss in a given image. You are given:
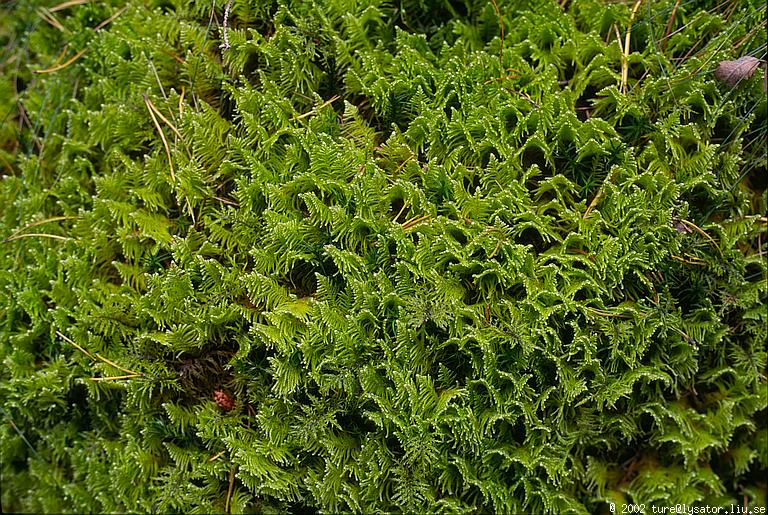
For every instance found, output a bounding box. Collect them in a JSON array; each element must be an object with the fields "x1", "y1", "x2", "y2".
[{"x1": 1, "y1": 0, "x2": 766, "y2": 513}]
